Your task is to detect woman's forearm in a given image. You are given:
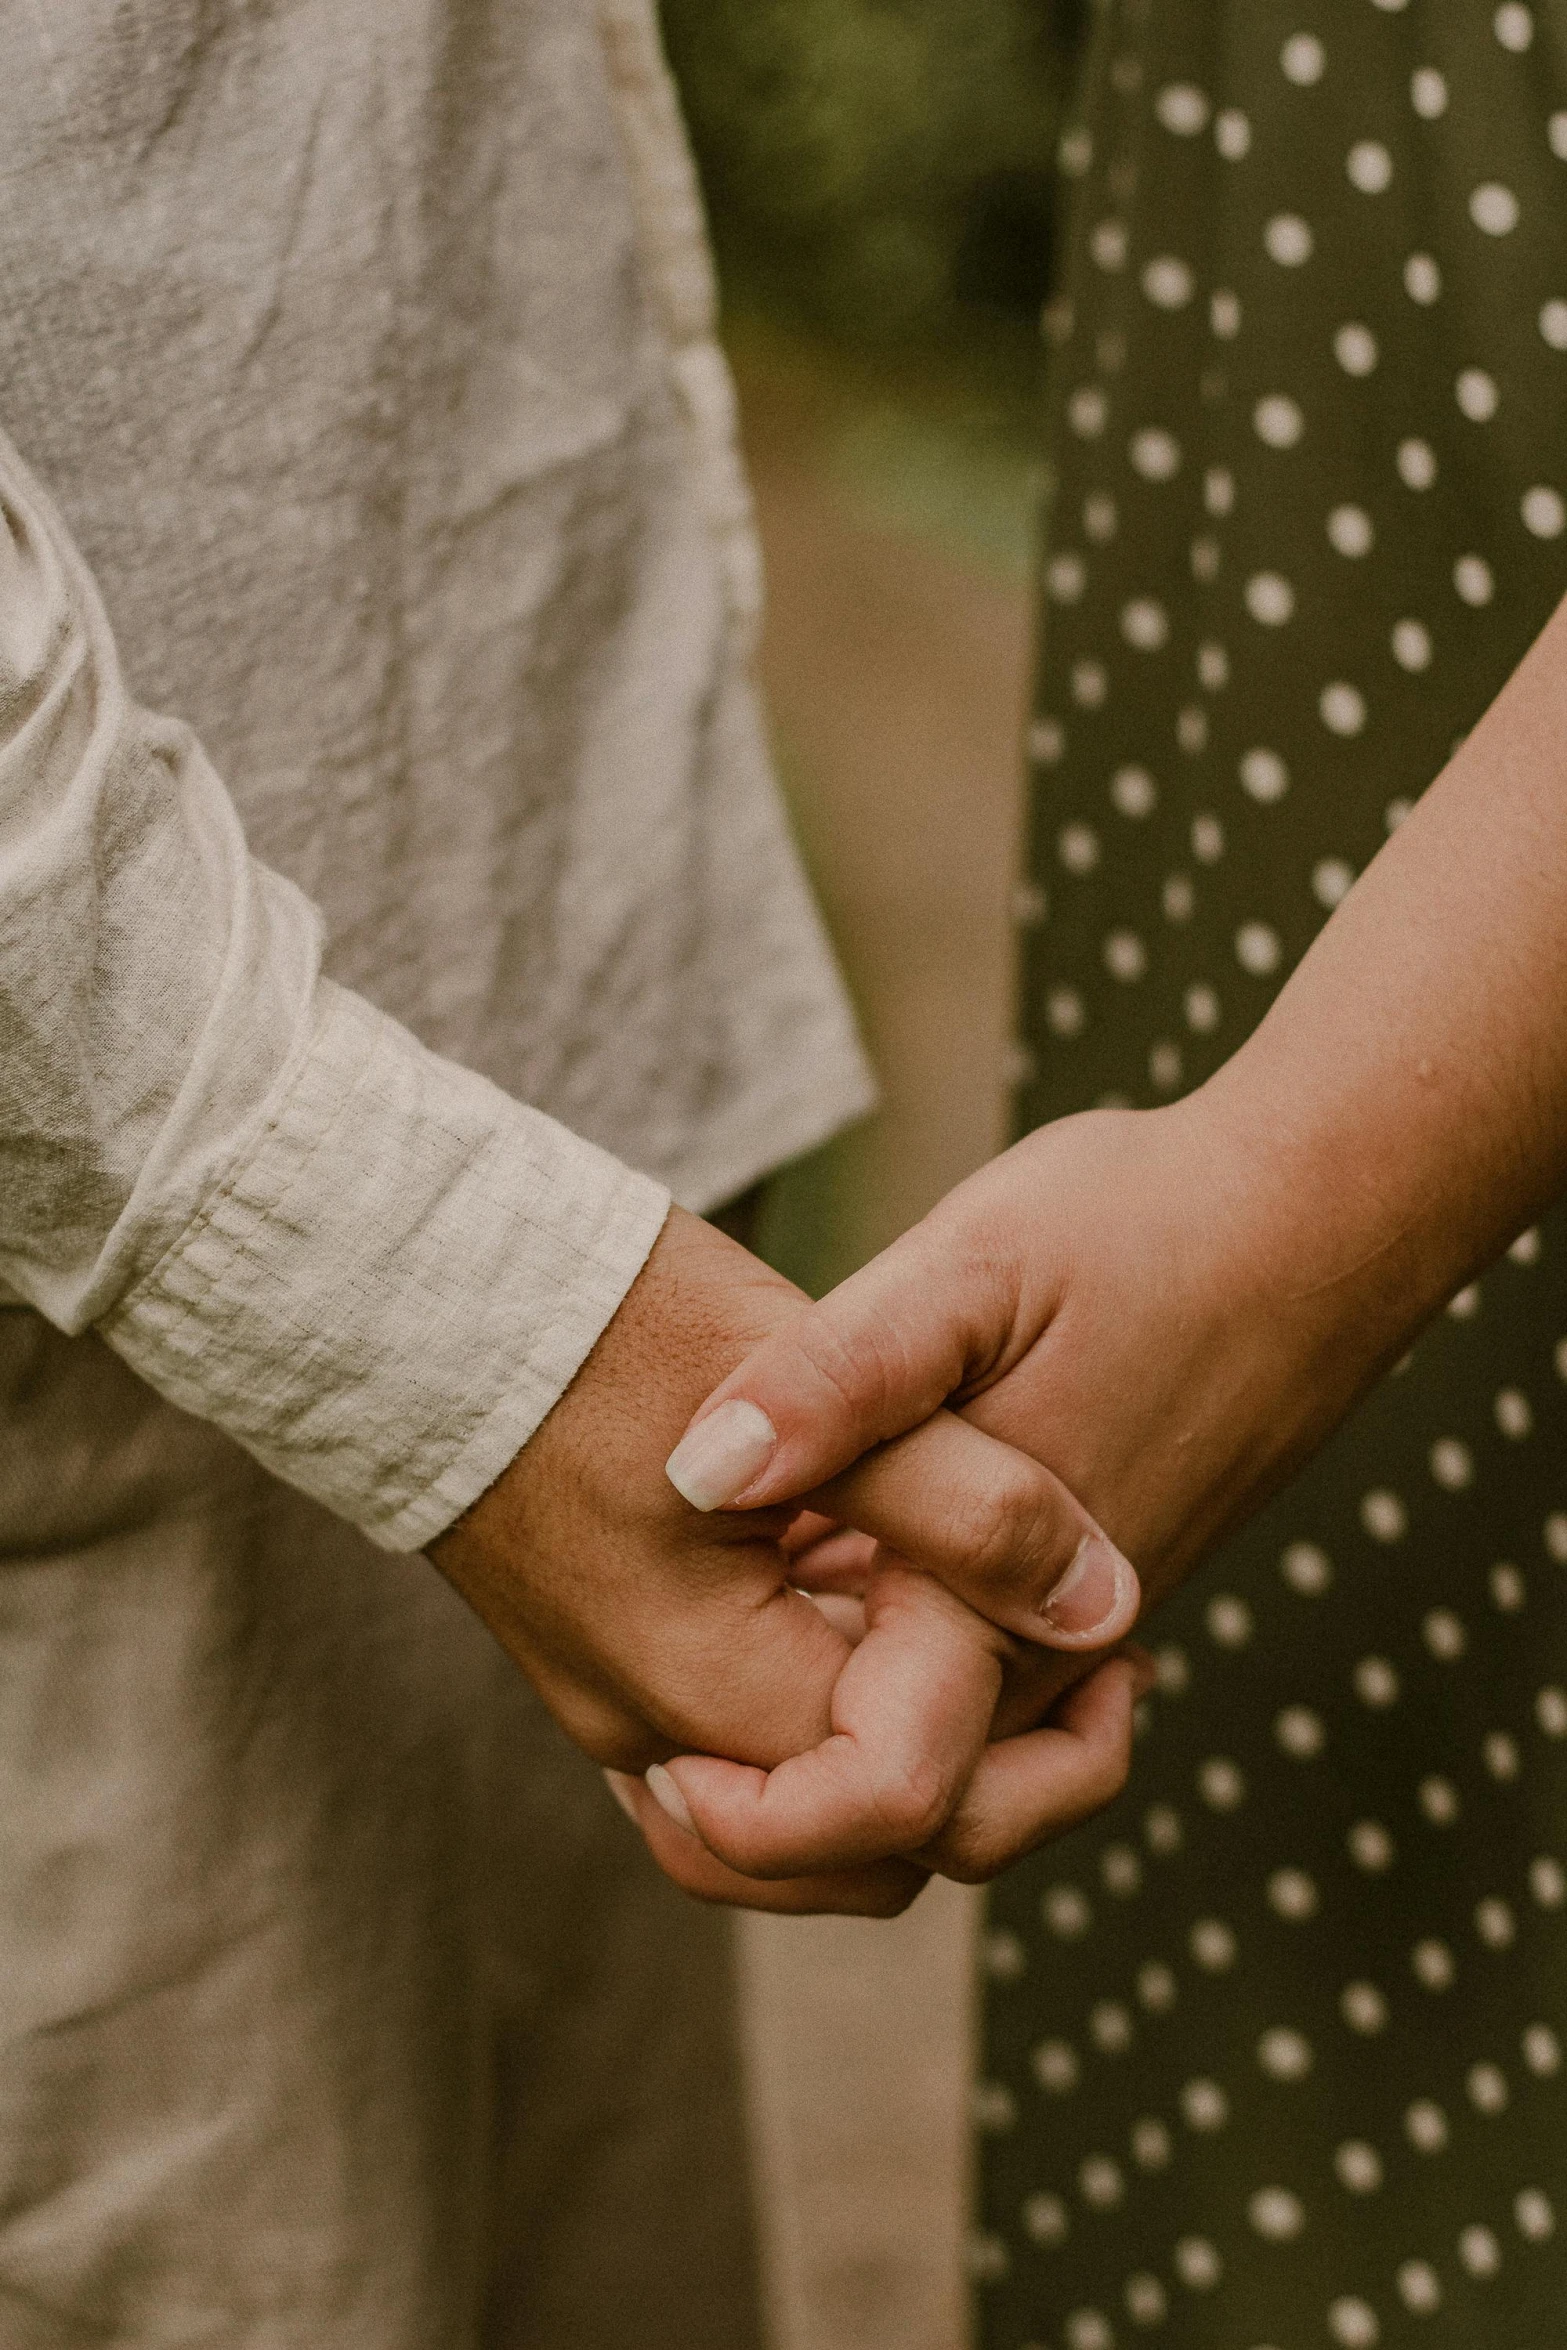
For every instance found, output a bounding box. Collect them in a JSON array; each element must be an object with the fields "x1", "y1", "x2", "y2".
[{"x1": 1202, "y1": 591, "x2": 1567, "y2": 1359}]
